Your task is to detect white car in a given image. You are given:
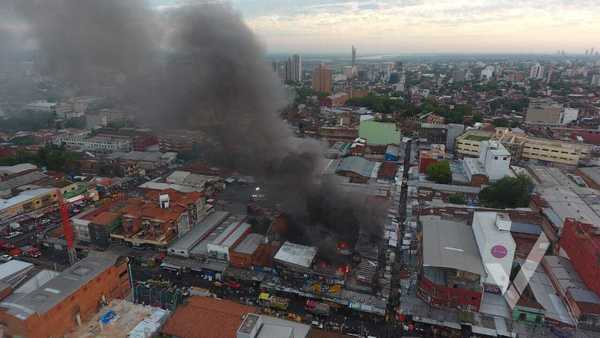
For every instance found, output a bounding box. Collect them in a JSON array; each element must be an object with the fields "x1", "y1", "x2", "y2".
[{"x1": 0, "y1": 254, "x2": 12, "y2": 263}]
